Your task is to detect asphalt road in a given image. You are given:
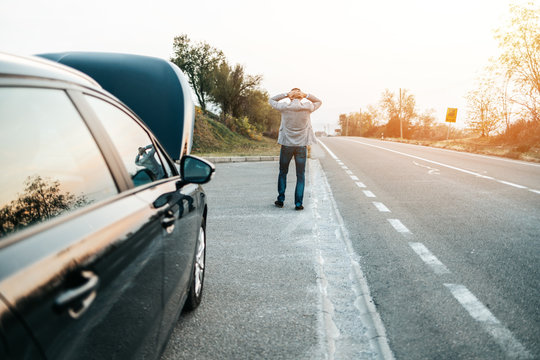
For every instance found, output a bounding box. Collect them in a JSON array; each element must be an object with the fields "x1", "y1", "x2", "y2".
[
  {"x1": 315, "y1": 137, "x2": 540, "y2": 359},
  {"x1": 161, "y1": 160, "x2": 387, "y2": 359},
  {"x1": 161, "y1": 138, "x2": 538, "y2": 360}
]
